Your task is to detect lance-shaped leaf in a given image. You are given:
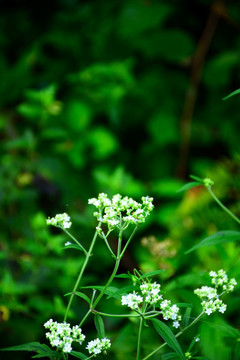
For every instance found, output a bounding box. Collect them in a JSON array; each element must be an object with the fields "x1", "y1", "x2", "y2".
[
  {"x1": 151, "y1": 319, "x2": 185, "y2": 360},
  {"x1": 223, "y1": 88, "x2": 240, "y2": 100},
  {"x1": 185, "y1": 231, "x2": 240, "y2": 254},
  {"x1": 94, "y1": 314, "x2": 106, "y2": 338},
  {"x1": 71, "y1": 351, "x2": 88, "y2": 359},
  {"x1": 0, "y1": 342, "x2": 60, "y2": 359},
  {"x1": 64, "y1": 291, "x2": 91, "y2": 305},
  {"x1": 177, "y1": 182, "x2": 202, "y2": 193}
]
